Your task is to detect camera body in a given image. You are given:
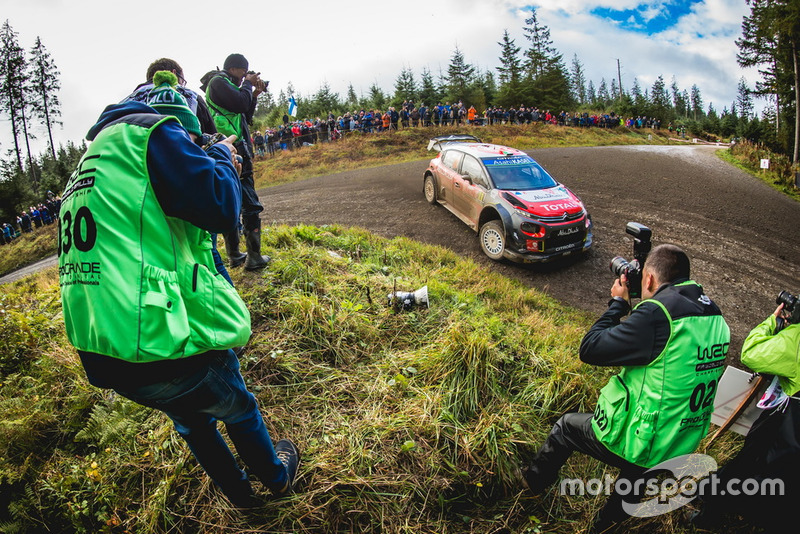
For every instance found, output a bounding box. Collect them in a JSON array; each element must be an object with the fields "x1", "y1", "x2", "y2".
[
  {"x1": 609, "y1": 222, "x2": 652, "y2": 298},
  {"x1": 776, "y1": 290, "x2": 800, "y2": 328},
  {"x1": 199, "y1": 132, "x2": 243, "y2": 164},
  {"x1": 200, "y1": 132, "x2": 226, "y2": 151}
]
